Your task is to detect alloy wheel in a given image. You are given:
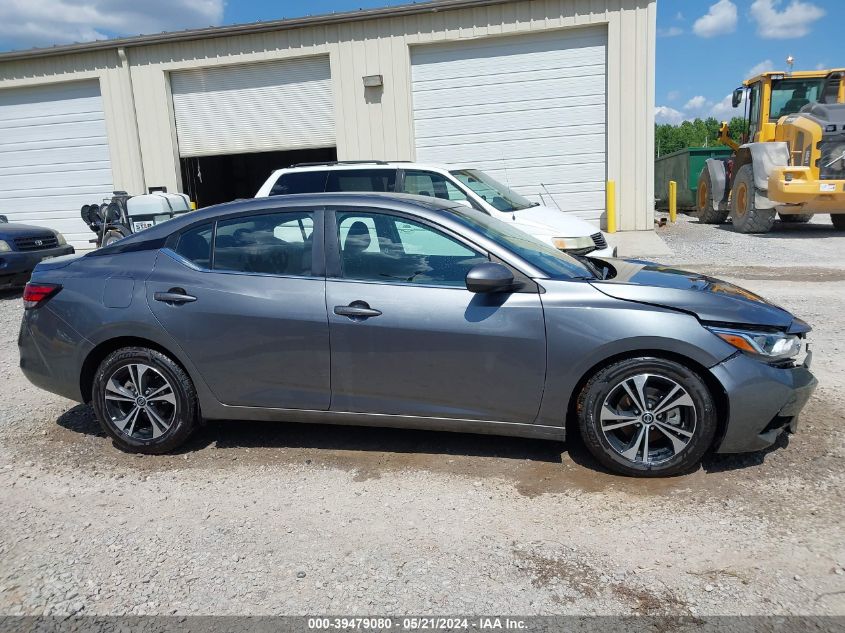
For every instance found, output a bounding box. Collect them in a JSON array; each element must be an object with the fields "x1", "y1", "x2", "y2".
[
  {"x1": 599, "y1": 373, "x2": 697, "y2": 465},
  {"x1": 103, "y1": 363, "x2": 177, "y2": 440}
]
